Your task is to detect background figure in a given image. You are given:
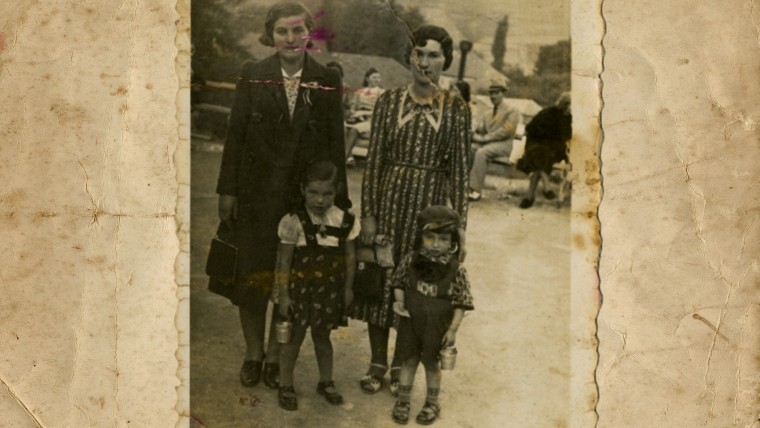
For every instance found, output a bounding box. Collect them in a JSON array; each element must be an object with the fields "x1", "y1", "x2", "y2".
[
  {"x1": 325, "y1": 61, "x2": 352, "y2": 121},
  {"x1": 516, "y1": 92, "x2": 572, "y2": 208},
  {"x1": 215, "y1": 2, "x2": 349, "y2": 392},
  {"x1": 351, "y1": 24, "x2": 470, "y2": 397},
  {"x1": 344, "y1": 68, "x2": 385, "y2": 166},
  {"x1": 467, "y1": 77, "x2": 521, "y2": 201}
]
